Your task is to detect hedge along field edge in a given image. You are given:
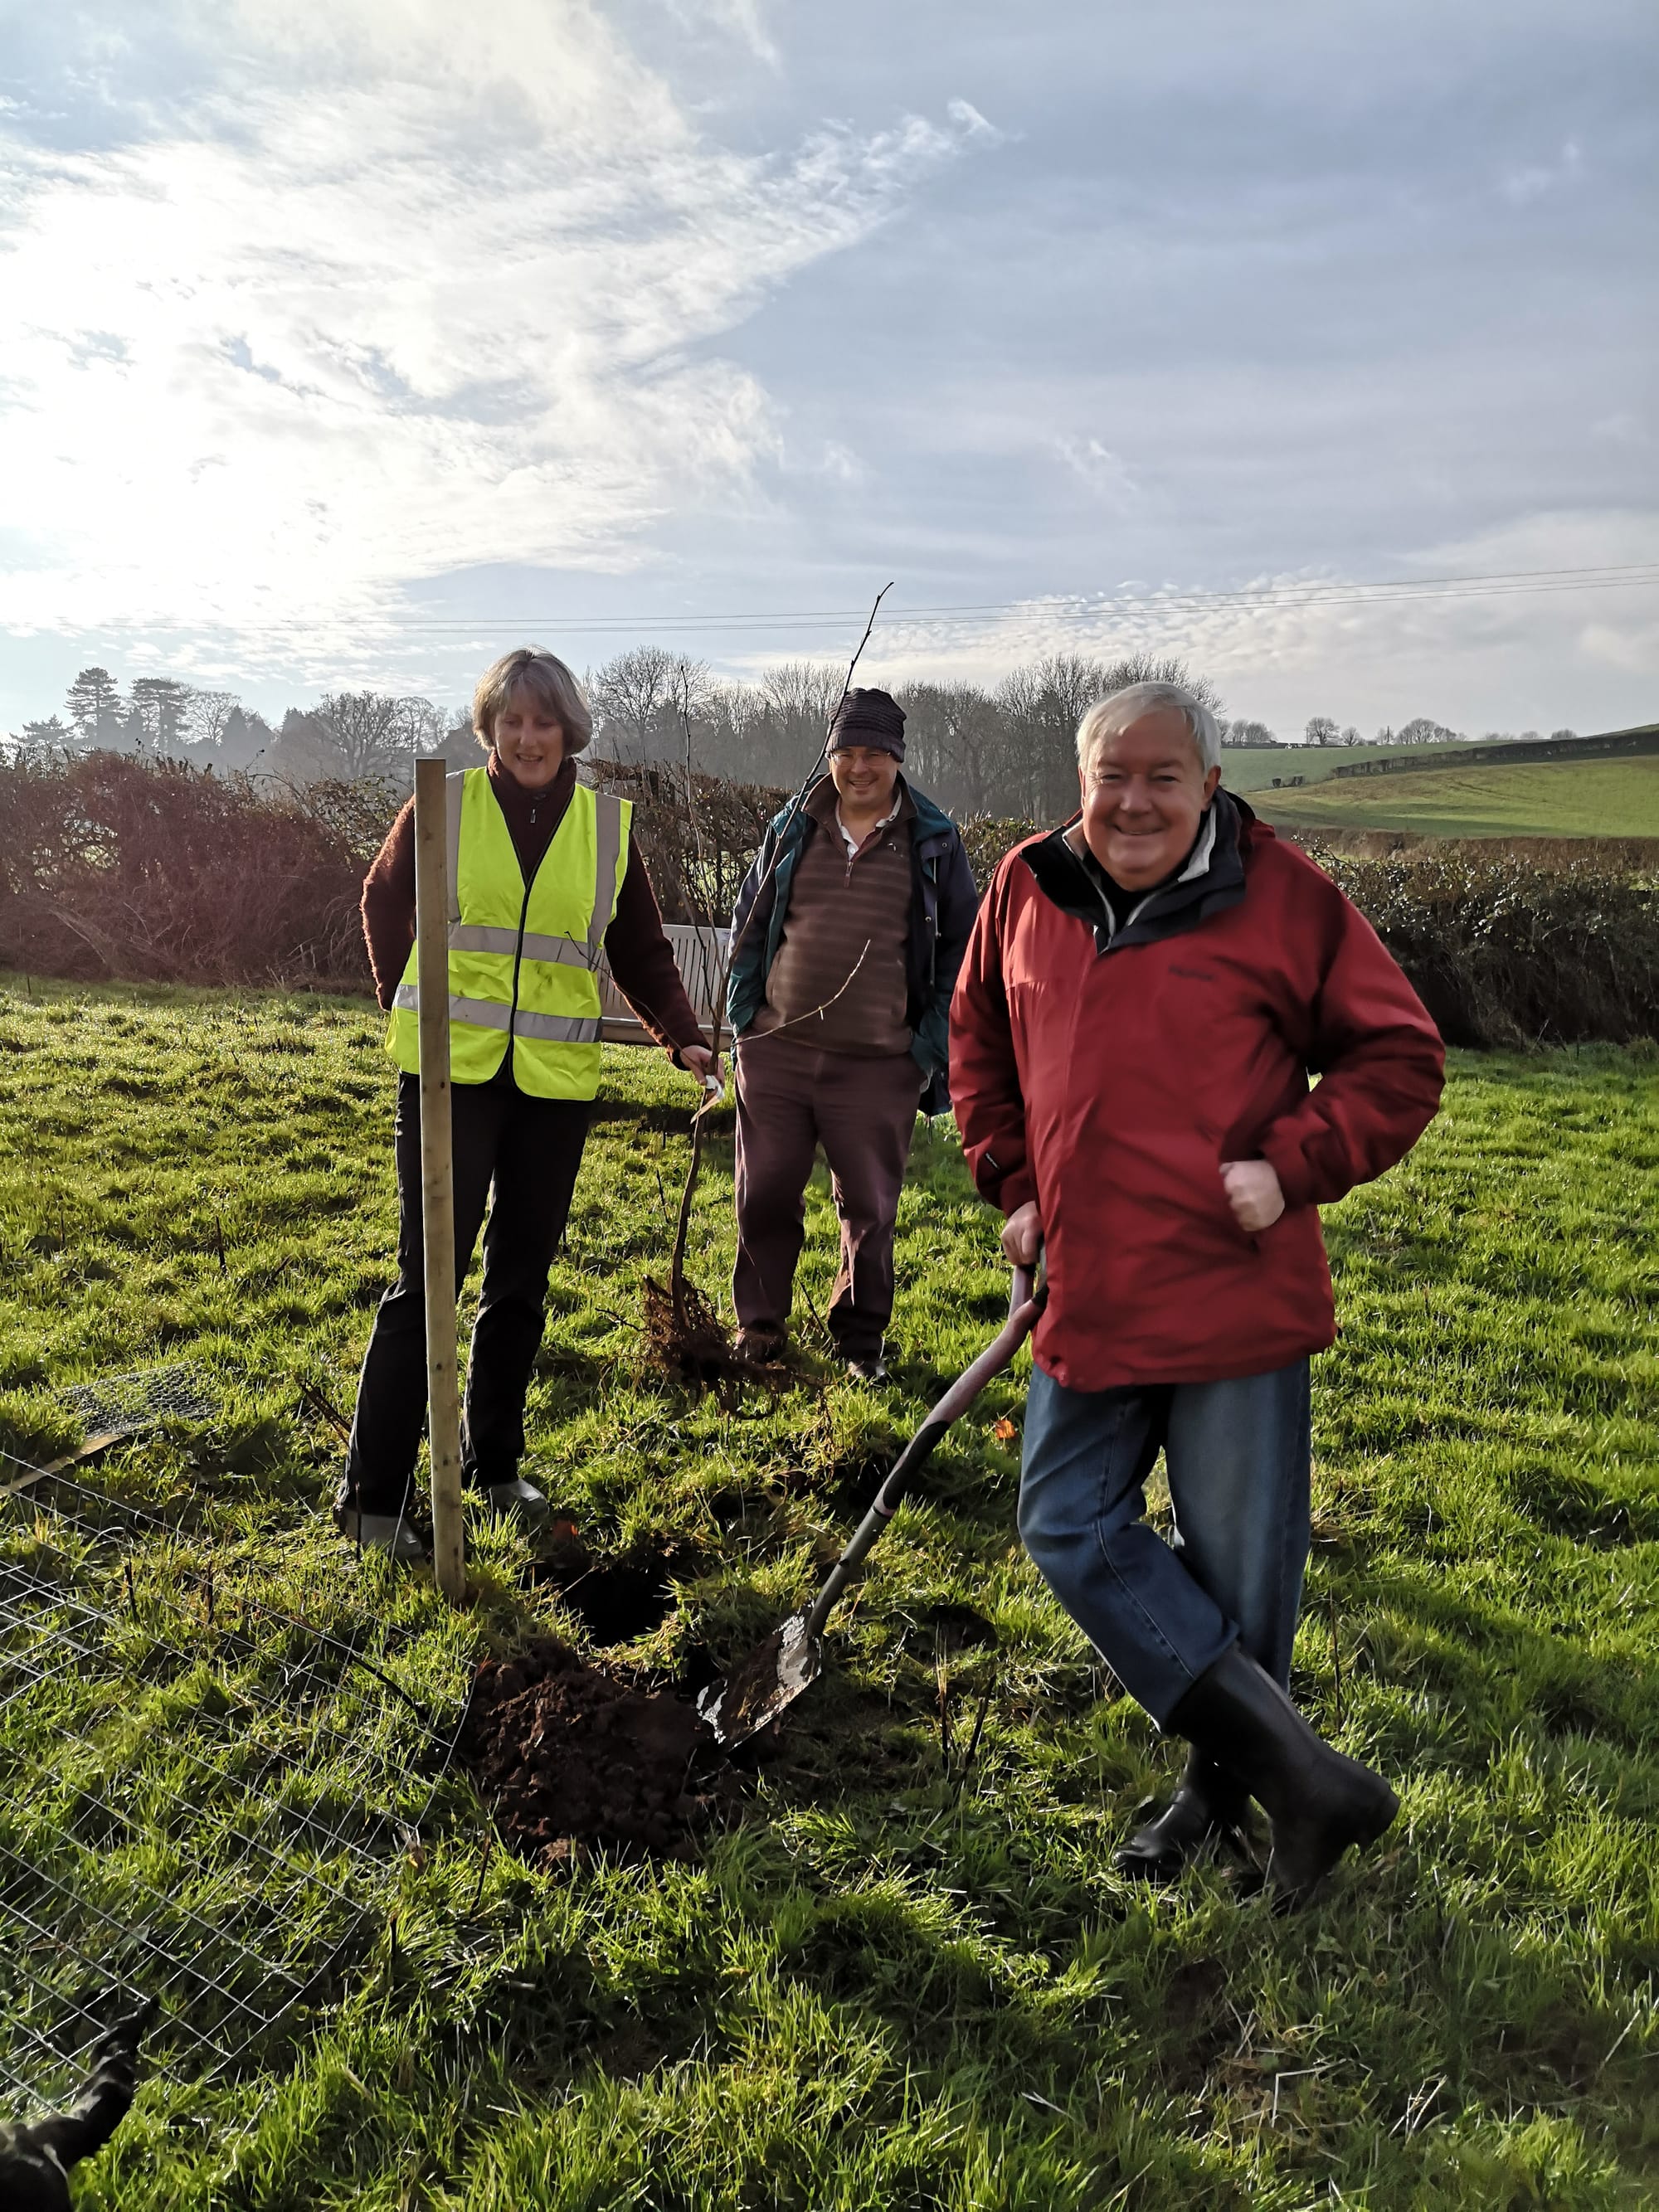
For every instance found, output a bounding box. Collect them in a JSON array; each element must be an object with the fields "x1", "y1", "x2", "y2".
[{"x1": 2, "y1": 751, "x2": 1657, "y2": 1048}]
